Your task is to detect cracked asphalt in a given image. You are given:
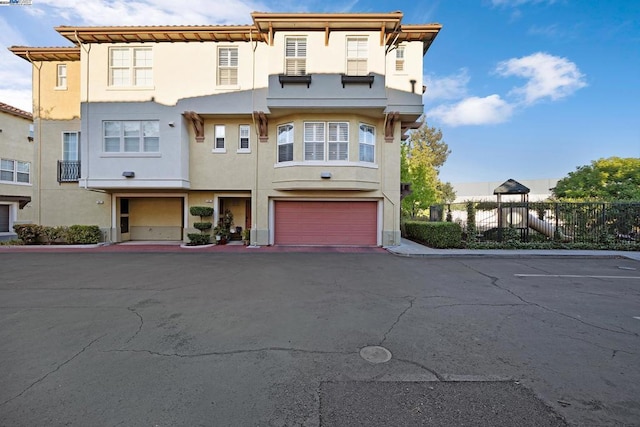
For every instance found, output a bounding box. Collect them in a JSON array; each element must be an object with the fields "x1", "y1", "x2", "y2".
[{"x1": 0, "y1": 252, "x2": 639, "y2": 426}]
